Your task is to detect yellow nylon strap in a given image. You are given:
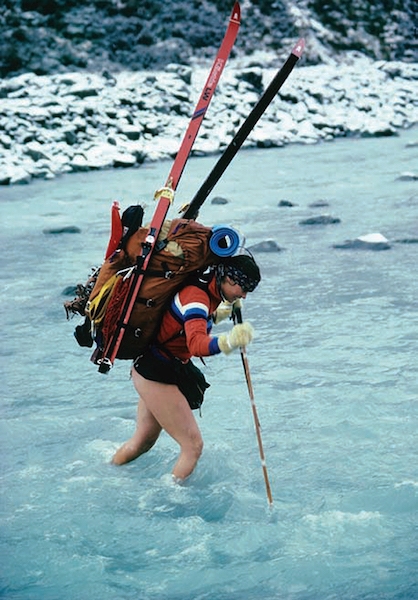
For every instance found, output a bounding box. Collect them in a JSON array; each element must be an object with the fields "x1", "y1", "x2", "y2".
[
  {"x1": 178, "y1": 202, "x2": 190, "y2": 214},
  {"x1": 154, "y1": 186, "x2": 175, "y2": 203}
]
